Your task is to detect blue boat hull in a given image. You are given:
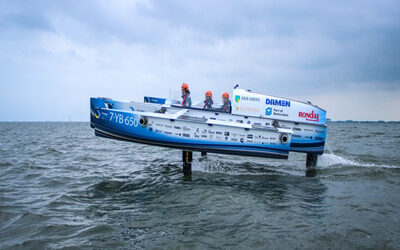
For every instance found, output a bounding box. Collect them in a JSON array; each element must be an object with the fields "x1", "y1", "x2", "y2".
[{"x1": 90, "y1": 98, "x2": 291, "y2": 159}]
